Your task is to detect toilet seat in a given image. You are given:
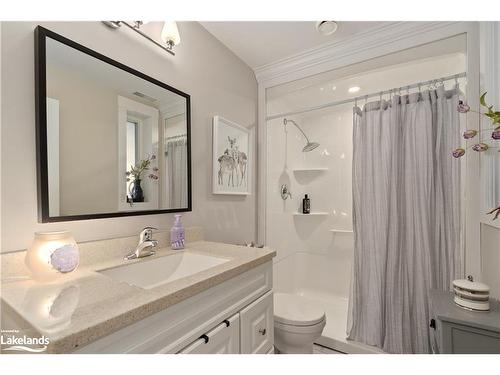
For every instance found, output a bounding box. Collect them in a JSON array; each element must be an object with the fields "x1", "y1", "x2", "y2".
[
  {"x1": 274, "y1": 319, "x2": 325, "y2": 334},
  {"x1": 274, "y1": 293, "x2": 326, "y2": 327}
]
